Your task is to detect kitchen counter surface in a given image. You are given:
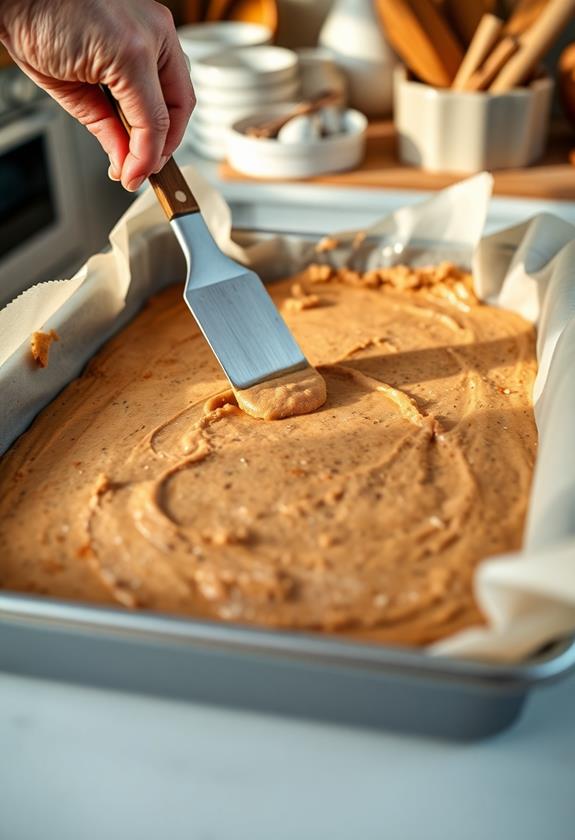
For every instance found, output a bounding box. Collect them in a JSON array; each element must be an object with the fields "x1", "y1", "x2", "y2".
[
  {"x1": 218, "y1": 119, "x2": 575, "y2": 201},
  {"x1": 173, "y1": 137, "x2": 575, "y2": 240},
  {"x1": 1, "y1": 669, "x2": 574, "y2": 840}
]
